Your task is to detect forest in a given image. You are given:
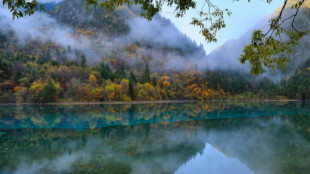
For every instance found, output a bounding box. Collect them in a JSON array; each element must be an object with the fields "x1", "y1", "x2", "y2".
[
  {"x1": 0, "y1": 45, "x2": 309, "y2": 103},
  {"x1": 0, "y1": 0, "x2": 309, "y2": 103}
]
